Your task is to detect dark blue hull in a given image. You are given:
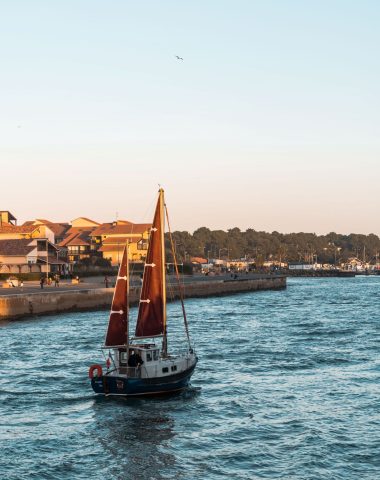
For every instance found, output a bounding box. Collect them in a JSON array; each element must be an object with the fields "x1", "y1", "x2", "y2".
[{"x1": 91, "y1": 363, "x2": 196, "y2": 396}]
